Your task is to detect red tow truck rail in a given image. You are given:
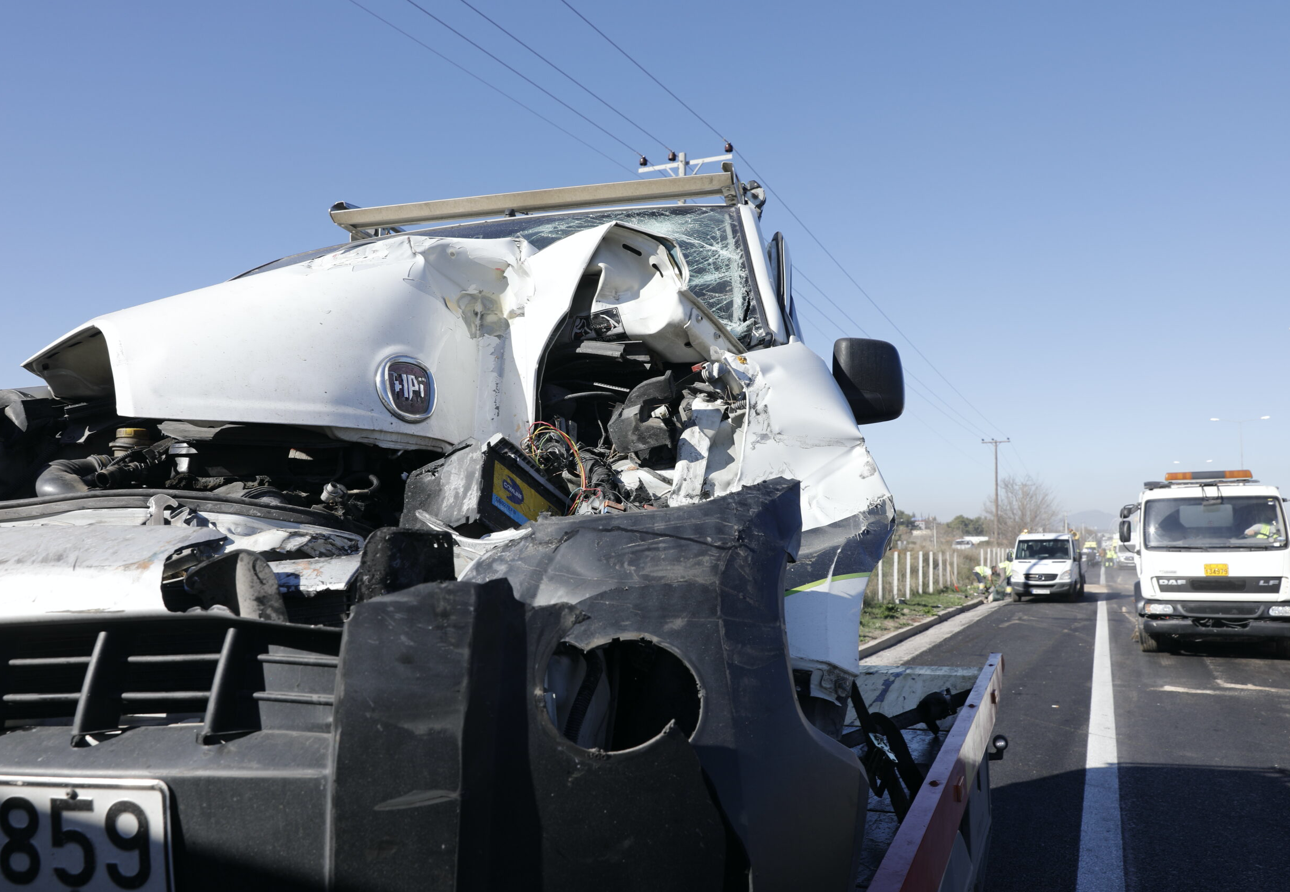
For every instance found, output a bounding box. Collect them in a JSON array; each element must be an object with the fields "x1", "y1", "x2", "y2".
[{"x1": 868, "y1": 654, "x2": 1006, "y2": 892}]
